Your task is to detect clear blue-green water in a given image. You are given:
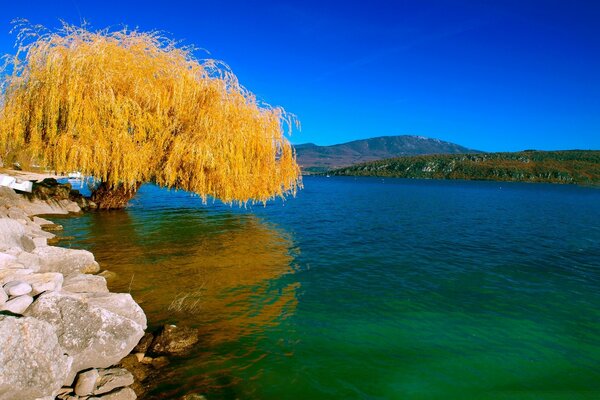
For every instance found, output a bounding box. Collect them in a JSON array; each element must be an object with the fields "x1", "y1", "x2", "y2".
[{"x1": 55, "y1": 177, "x2": 600, "y2": 399}]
